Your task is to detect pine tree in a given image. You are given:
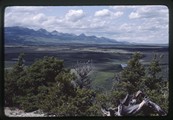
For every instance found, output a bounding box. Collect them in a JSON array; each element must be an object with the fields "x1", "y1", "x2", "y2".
[
  {"x1": 145, "y1": 54, "x2": 163, "y2": 90},
  {"x1": 5, "y1": 53, "x2": 26, "y2": 106},
  {"x1": 144, "y1": 54, "x2": 168, "y2": 112},
  {"x1": 18, "y1": 56, "x2": 65, "y2": 111},
  {"x1": 120, "y1": 52, "x2": 145, "y2": 93}
]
